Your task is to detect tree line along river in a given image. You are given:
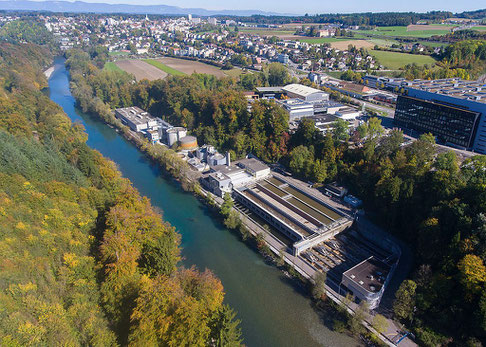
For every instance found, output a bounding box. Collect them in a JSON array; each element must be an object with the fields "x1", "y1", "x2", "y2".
[{"x1": 48, "y1": 56, "x2": 358, "y2": 347}]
